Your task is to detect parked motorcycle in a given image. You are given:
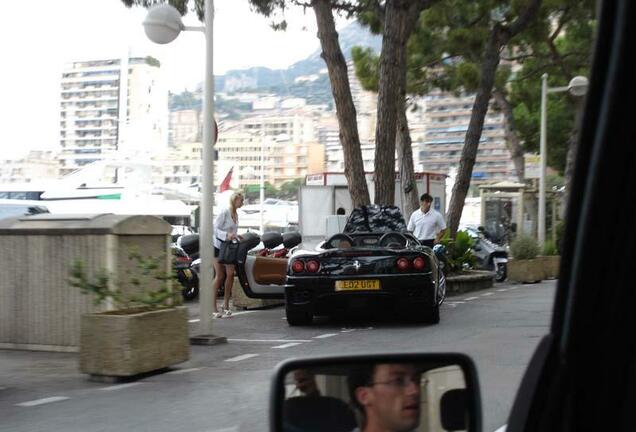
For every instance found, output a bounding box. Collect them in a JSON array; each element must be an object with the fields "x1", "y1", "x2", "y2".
[
  {"x1": 465, "y1": 226, "x2": 508, "y2": 282},
  {"x1": 171, "y1": 244, "x2": 199, "y2": 301}
]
